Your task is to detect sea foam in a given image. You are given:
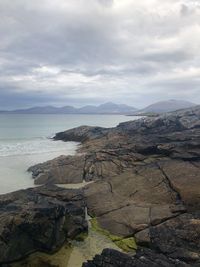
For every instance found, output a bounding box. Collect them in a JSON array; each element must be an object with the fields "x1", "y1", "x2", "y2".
[{"x1": 0, "y1": 138, "x2": 78, "y2": 157}]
